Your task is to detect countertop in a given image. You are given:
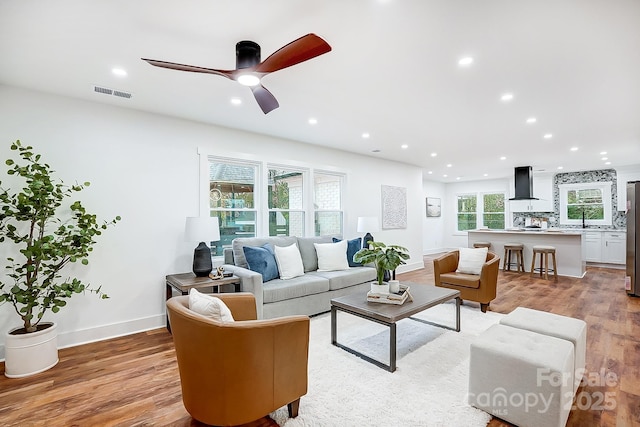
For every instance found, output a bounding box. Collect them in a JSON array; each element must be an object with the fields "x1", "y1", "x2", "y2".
[{"x1": 469, "y1": 229, "x2": 583, "y2": 236}]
